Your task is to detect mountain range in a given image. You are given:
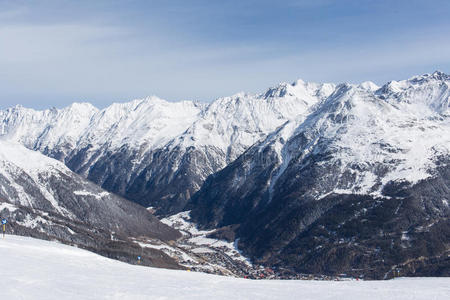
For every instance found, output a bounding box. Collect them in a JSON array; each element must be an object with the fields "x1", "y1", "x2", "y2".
[{"x1": 0, "y1": 71, "x2": 449, "y2": 278}]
